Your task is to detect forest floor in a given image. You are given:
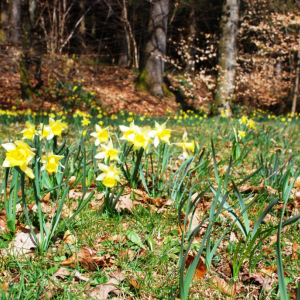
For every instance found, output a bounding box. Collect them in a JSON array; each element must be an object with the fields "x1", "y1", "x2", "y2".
[{"x1": 0, "y1": 56, "x2": 212, "y2": 116}]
